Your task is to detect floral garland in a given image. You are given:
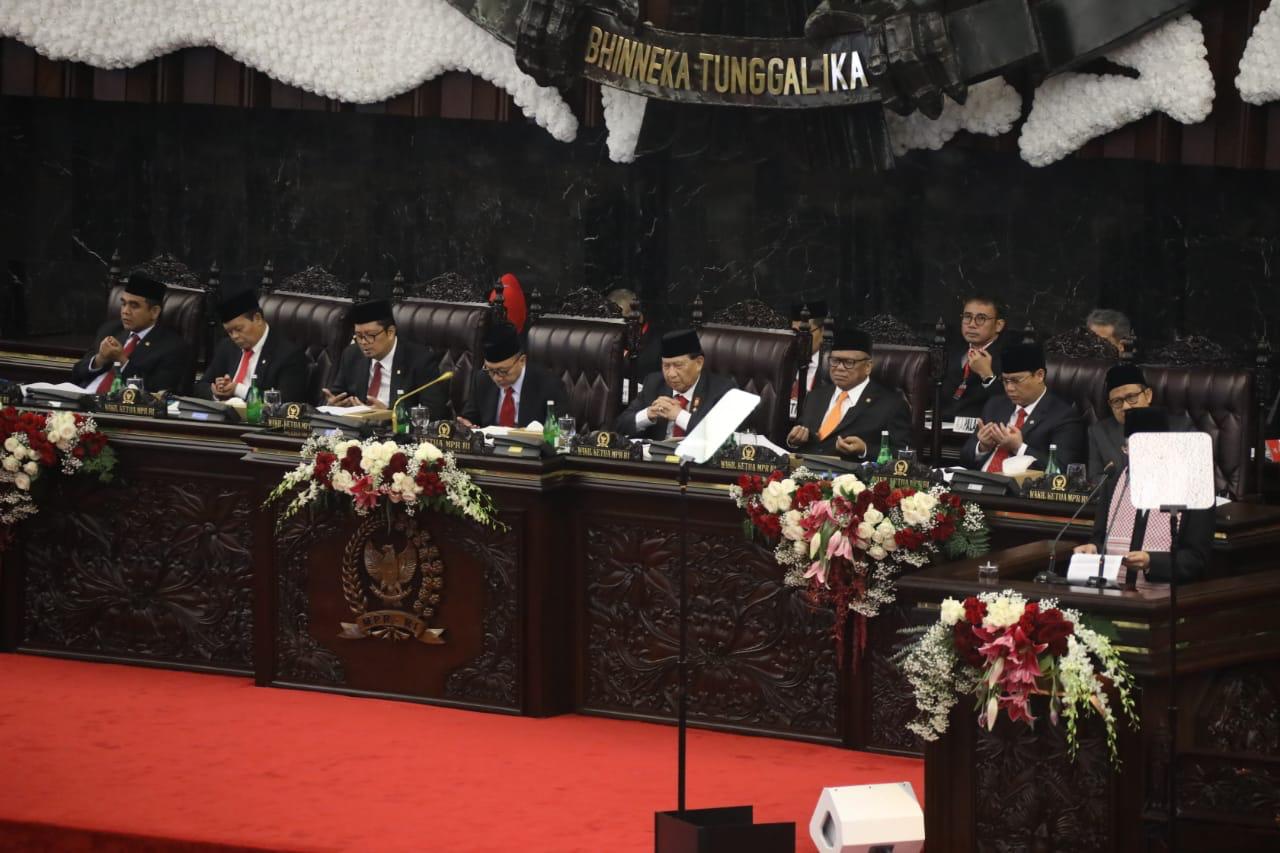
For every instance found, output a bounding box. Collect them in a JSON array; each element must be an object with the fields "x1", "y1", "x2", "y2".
[
  {"x1": 1, "y1": 407, "x2": 116, "y2": 548},
  {"x1": 899, "y1": 589, "x2": 1136, "y2": 764},
  {"x1": 266, "y1": 434, "x2": 501, "y2": 531},
  {"x1": 732, "y1": 468, "x2": 989, "y2": 662},
  {"x1": 886, "y1": 77, "x2": 1023, "y2": 157},
  {"x1": 1238, "y1": 4, "x2": 1280, "y2": 106},
  {"x1": 0, "y1": 0, "x2": 578, "y2": 143}
]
